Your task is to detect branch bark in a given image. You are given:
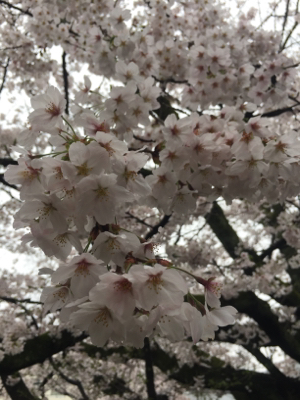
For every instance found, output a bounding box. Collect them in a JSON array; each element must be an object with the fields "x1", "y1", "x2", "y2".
[
  {"x1": 49, "y1": 358, "x2": 89, "y2": 400},
  {"x1": 1, "y1": 372, "x2": 40, "y2": 400},
  {"x1": 0, "y1": 158, "x2": 18, "y2": 167},
  {"x1": 145, "y1": 214, "x2": 171, "y2": 240},
  {"x1": 143, "y1": 338, "x2": 157, "y2": 400},
  {"x1": 0, "y1": 57, "x2": 9, "y2": 96},
  {"x1": 62, "y1": 51, "x2": 69, "y2": 115},
  {"x1": 229, "y1": 291, "x2": 300, "y2": 364},
  {"x1": 205, "y1": 201, "x2": 240, "y2": 259},
  {"x1": 0, "y1": 1, "x2": 33, "y2": 17},
  {"x1": 0, "y1": 329, "x2": 87, "y2": 375},
  {"x1": 0, "y1": 174, "x2": 18, "y2": 190},
  {"x1": 170, "y1": 360, "x2": 300, "y2": 400}
]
